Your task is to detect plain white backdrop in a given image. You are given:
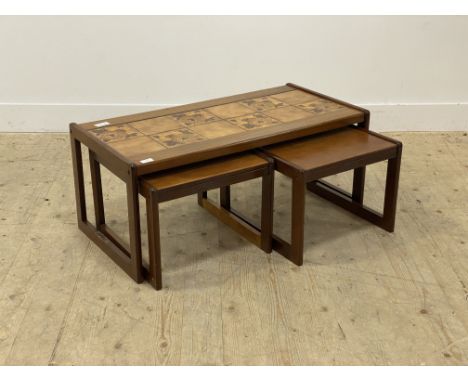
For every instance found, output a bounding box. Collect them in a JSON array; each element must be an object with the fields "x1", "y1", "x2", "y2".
[{"x1": 1, "y1": 16, "x2": 467, "y2": 132}]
